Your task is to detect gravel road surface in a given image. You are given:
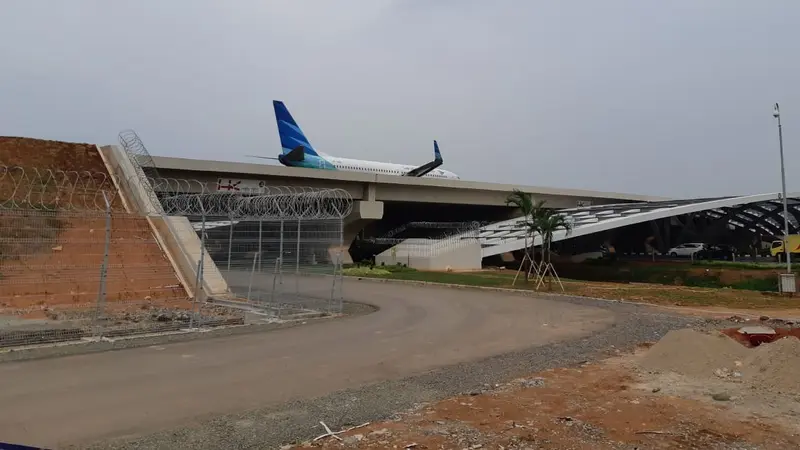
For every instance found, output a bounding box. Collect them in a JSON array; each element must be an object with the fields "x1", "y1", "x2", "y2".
[{"x1": 0, "y1": 280, "x2": 694, "y2": 449}]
